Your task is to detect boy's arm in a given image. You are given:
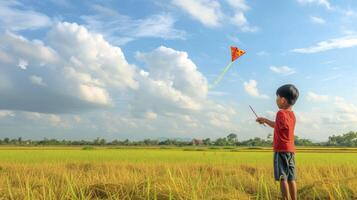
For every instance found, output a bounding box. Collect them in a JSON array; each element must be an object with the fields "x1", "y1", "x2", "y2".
[{"x1": 256, "y1": 117, "x2": 275, "y2": 128}]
